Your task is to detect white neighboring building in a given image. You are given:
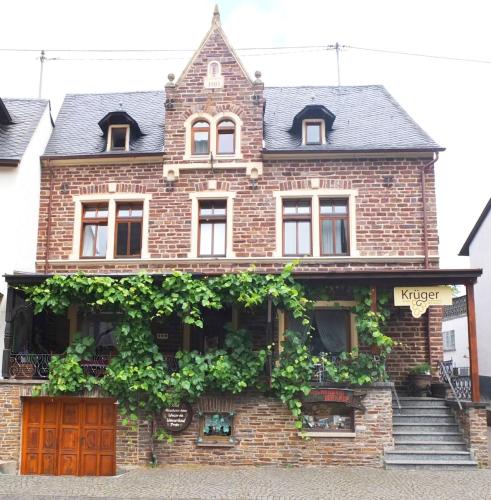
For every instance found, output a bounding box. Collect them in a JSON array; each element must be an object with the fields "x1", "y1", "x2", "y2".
[
  {"x1": 442, "y1": 295, "x2": 469, "y2": 373},
  {"x1": 460, "y1": 198, "x2": 491, "y2": 397},
  {"x1": 0, "y1": 97, "x2": 51, "y2": 377}
]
